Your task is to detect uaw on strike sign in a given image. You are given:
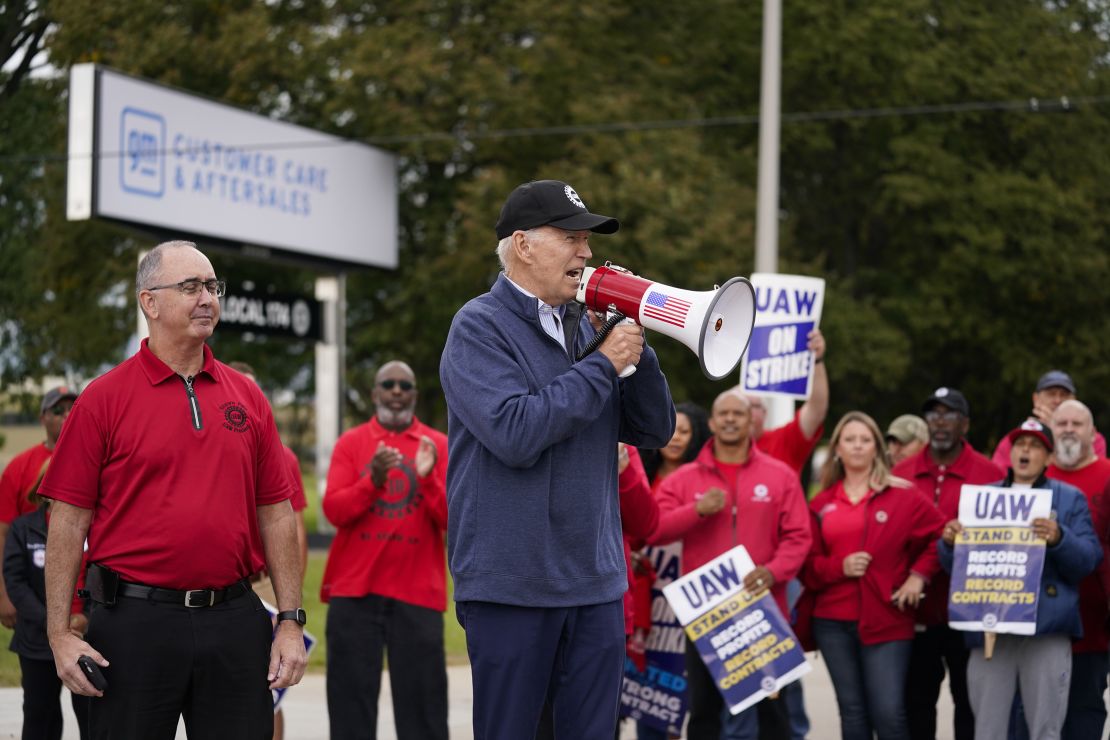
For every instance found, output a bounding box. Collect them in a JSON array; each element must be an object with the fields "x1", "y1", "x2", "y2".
[
  {"x1": 663, "y1": 546, "x2": 809, "y2": 715},
  {"x1": 740, "y1": 273, "x2": 825, "y2": 400},
  {"x1": 948, "y1": 486, "x2": 1052, "y2": 635}
]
